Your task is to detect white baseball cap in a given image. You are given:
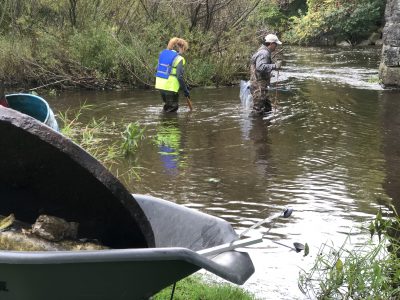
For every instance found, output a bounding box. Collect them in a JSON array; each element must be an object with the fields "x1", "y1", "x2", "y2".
[{"x1": 264, "y1": 34, "x2": 282, "y2": 45}]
